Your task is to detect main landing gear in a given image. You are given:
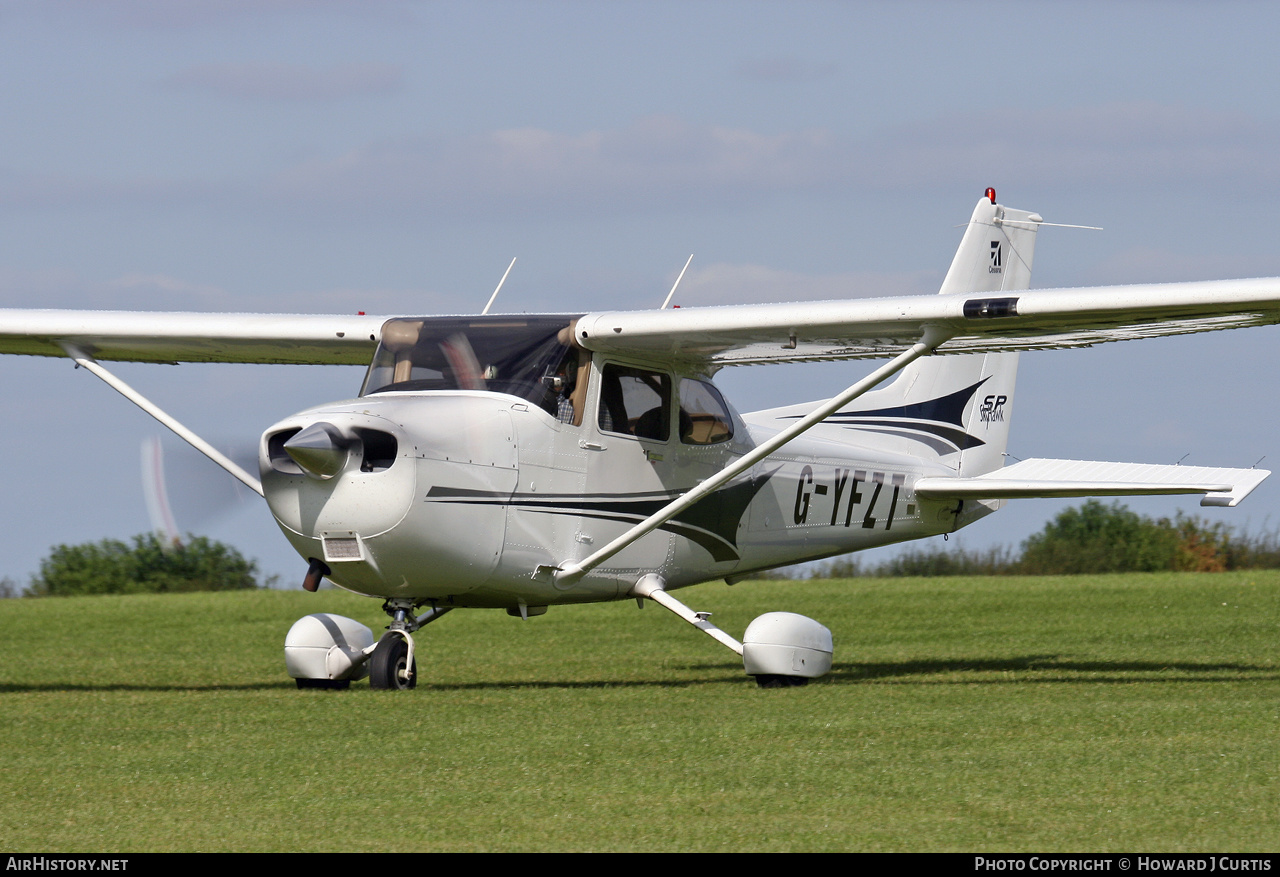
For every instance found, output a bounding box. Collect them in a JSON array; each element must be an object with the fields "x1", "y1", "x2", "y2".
[
  {"x1": 629, "y1": 574, "x2": 833, "y2": 688},
  {"x1": 283, "y1": 578, "x2": 830, "y2": 690}
]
